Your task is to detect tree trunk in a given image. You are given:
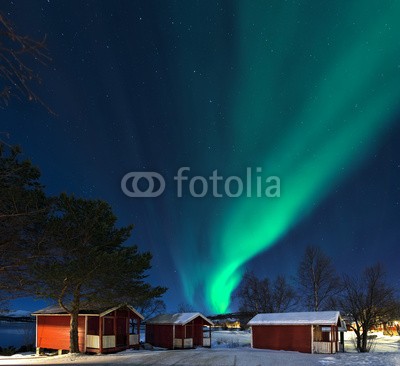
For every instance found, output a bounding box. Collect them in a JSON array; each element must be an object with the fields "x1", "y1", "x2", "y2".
[
  {"x1": 360, "y1": 331, "x2": 369, "y2": 352},
  {"x1": 314, "y1": 286, "x2": 319, "y2": 311},
  {"x1": 70, "y1": 310, "x2": 80, "y2": 353},
  {"x1": 69, "y1": 287, "x2": 81, "y2": 353},
  {"x1": 354, "y1": 330, "x2": 361, "y2": 352}
]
